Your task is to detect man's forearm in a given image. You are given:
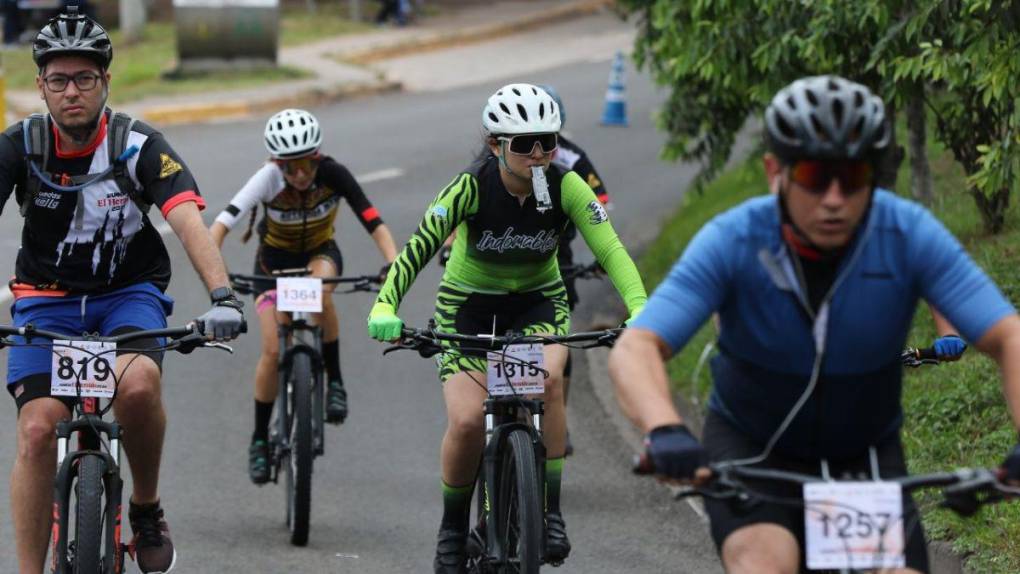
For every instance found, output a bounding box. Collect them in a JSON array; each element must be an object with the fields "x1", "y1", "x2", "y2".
[
  {"x1": 167, "y1": 203, "x2": 230, "y2": 292},
  {"x1": 976, "y1": 315, "x2": 1020, "y2": 432},
  {"x1": 608, "y1": 328, "x2": 684, "y2": 433}
]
